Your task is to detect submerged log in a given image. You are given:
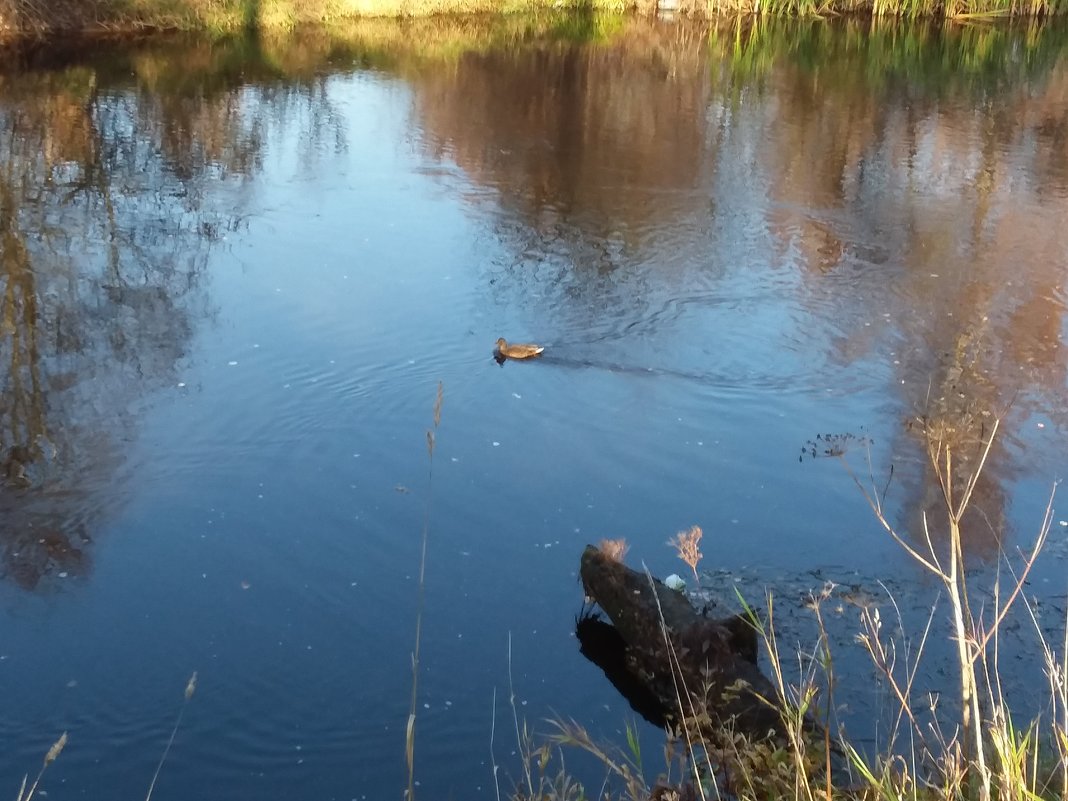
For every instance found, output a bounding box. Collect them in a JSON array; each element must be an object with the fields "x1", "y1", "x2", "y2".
[{"x1": 579, "y1": 544, "x2": 844, "y2": 770}]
